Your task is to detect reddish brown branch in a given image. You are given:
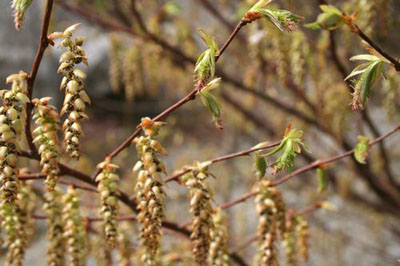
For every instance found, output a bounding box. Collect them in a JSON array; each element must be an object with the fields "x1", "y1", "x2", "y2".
[
  {"x1": 218, "y1": 125, "x2": 400, "y2": 210},
  {"x1": 354, "y1": 25, "x2": 400, "y2": 71},
  {"x1": 165, "y1": 141, "x2": 281, "y2": 183},
  {"x1": 24, "y1": 0, "x2": 54, "y2": 157}
]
